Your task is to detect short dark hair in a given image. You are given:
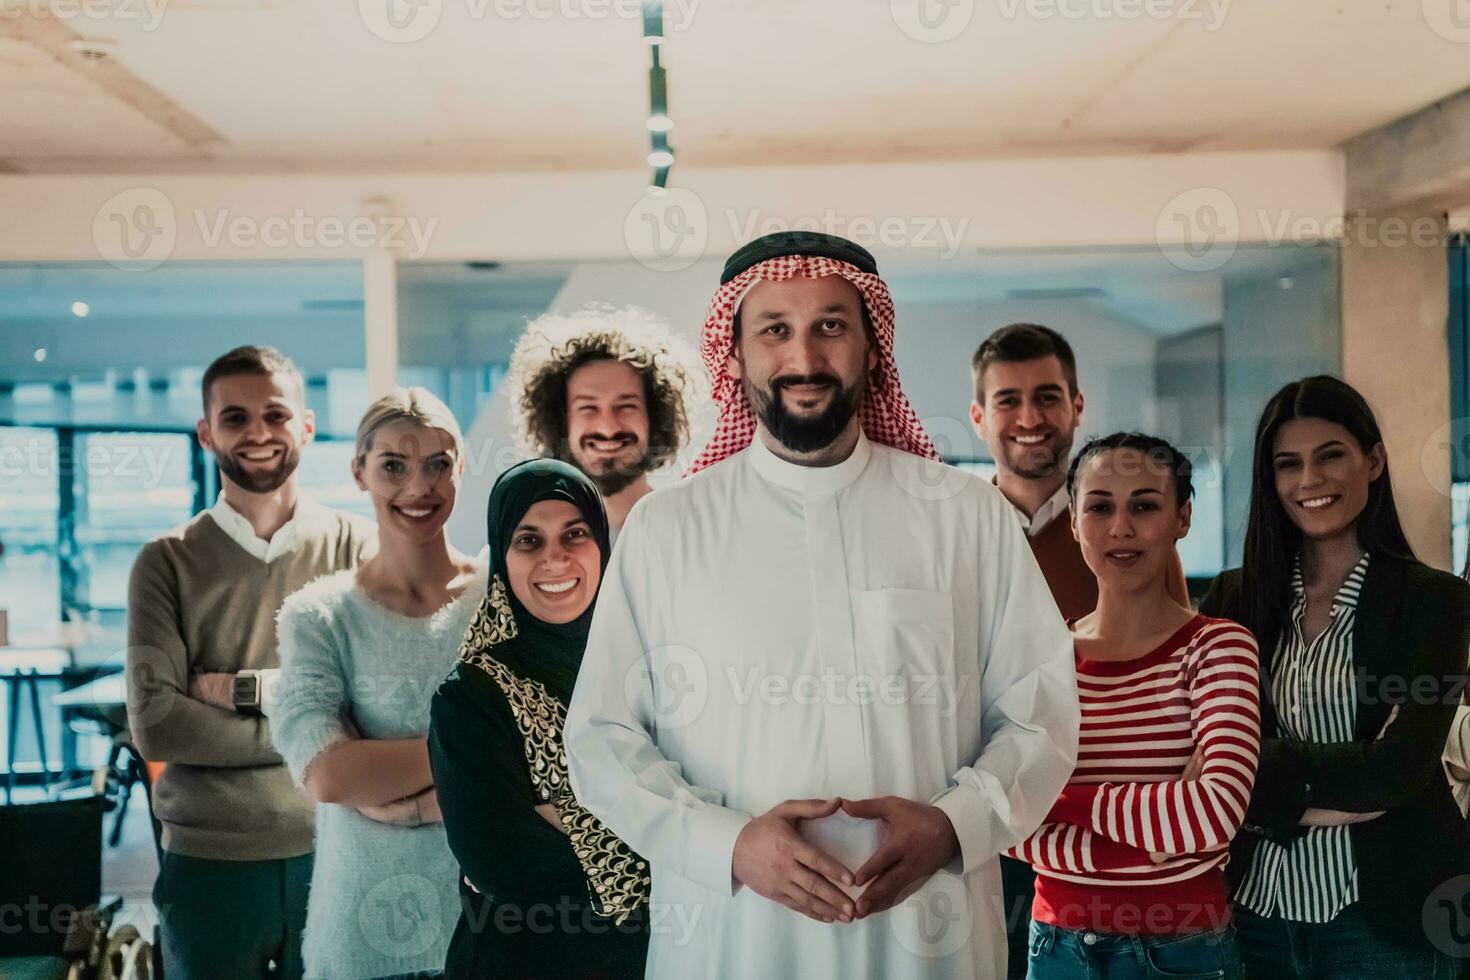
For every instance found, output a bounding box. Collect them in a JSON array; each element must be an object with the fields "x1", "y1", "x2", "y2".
[
  {"x1": 1066, "y1": 432, "x2": 1194, "y2": 507},
  {"x1": 201, "y1": 346, "x2": 305, "y2": 412},
  {"x1": 971, "y1": 323, "x2": 1078, "y2": 402}
]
